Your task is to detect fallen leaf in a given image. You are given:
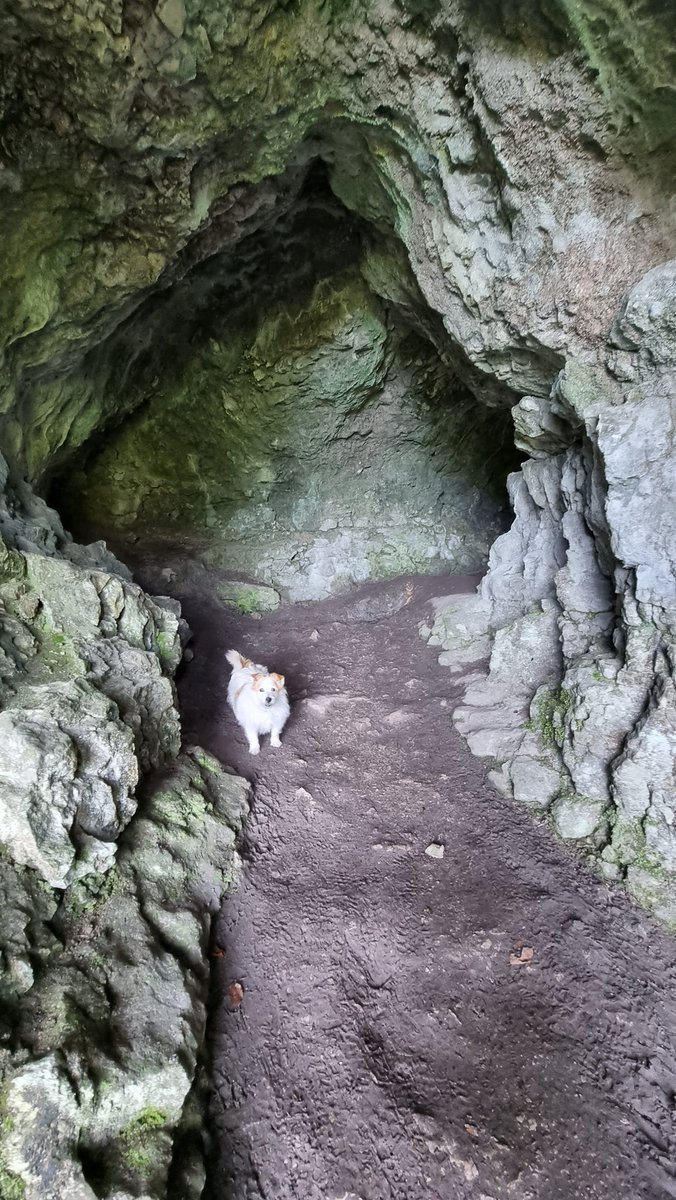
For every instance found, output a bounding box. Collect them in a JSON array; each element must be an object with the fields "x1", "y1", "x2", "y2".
[
  {"x1": 209, "y1": 946, "x2": 225, "y2": 958},
  {"x1": 509, "y1": 946, "x2": 534, "y2": 966},
  {"x1": 464, "y1": 1123, "x2": 478, "y2": 1137},
  {"x1": 227, "y1": 981, "x2": 245, "y2": 1007}
]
